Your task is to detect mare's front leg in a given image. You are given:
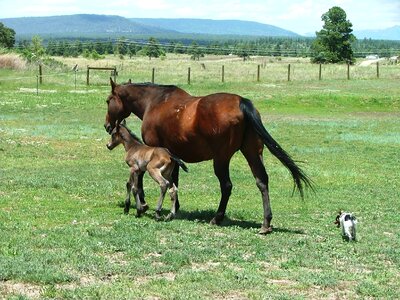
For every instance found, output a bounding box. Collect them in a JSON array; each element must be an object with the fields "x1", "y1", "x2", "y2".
[
  {"x1": 171, "y1": 164, "x2": 180, "y2": 212},
  {"x1": 210, "y1": 159, "x2": 232, "y2": 225}
]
